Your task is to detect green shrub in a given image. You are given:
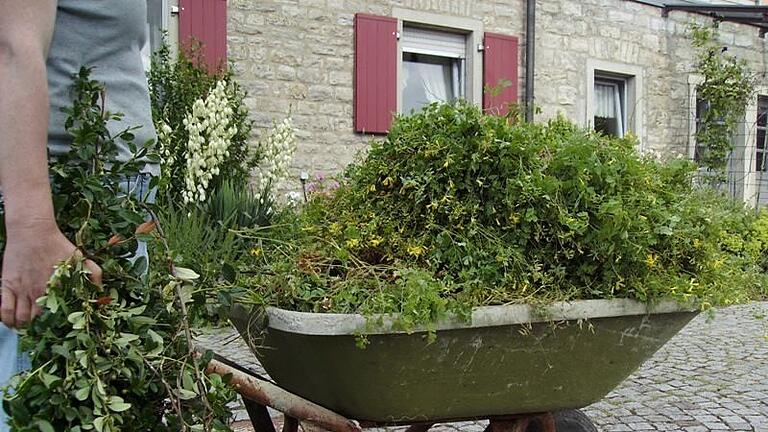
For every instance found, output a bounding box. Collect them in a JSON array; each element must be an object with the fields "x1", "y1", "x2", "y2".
[{"x1": 241, "y1": 102, "x2": 766, "y2": 328}]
